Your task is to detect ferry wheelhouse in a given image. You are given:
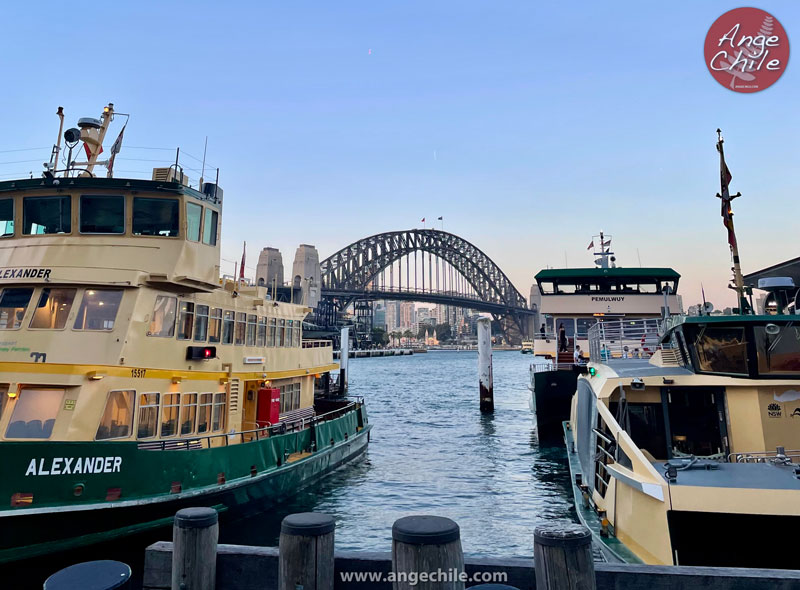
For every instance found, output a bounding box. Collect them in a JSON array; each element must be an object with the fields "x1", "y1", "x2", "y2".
[
  {"x1": 528, "y1": 234, "x2": 681, "y2": 438},
  {"x1": 0, "y1": 104, "x2": 369, "y2": 562}
]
